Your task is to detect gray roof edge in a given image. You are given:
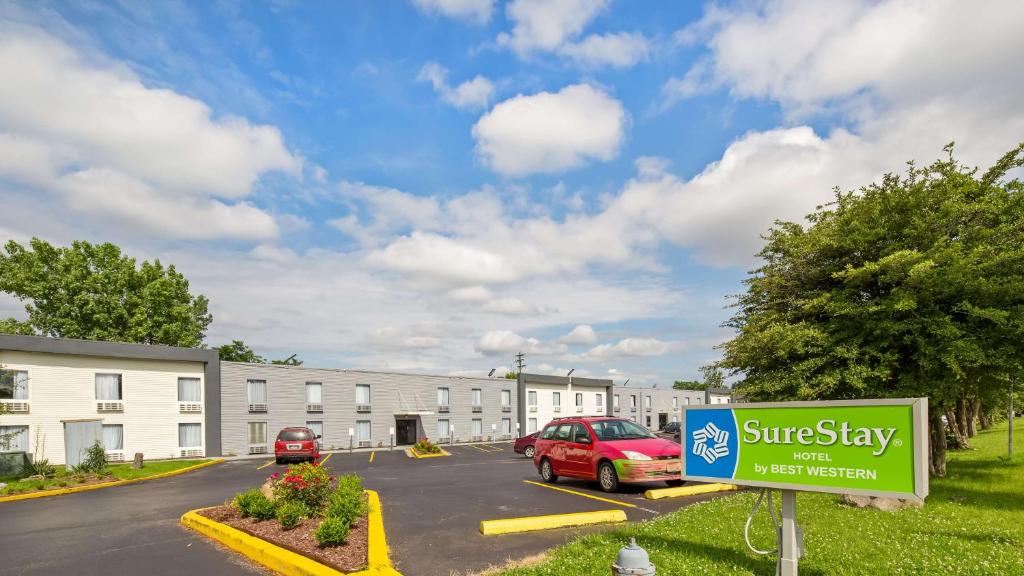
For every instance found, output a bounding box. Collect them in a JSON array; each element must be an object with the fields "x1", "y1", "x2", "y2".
[
  {"x1": 0, "y1": 333, "x2": 217, "y2": 364},
  {"x1": 520, "y1": 373, "x2": 613, "y2": 387}
]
